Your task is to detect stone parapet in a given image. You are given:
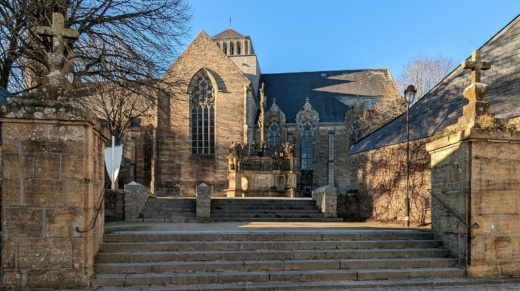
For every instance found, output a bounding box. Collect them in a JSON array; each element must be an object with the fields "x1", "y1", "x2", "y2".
[
  {"x1": 0, "y1": 93, "x2": 109, "y2": 289},
  {"x1": 124, "y1": 182, "x2": 148, "y2": 221},
  {"x1": 196, "y1": 183, "x2": 211, "y2": 219},
  {"x1": 427, "y1": 127, "x2": 520, "y2": 278},
  {"x1": 312, "y1": 185, "x2": 338, "y2": 218}
]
